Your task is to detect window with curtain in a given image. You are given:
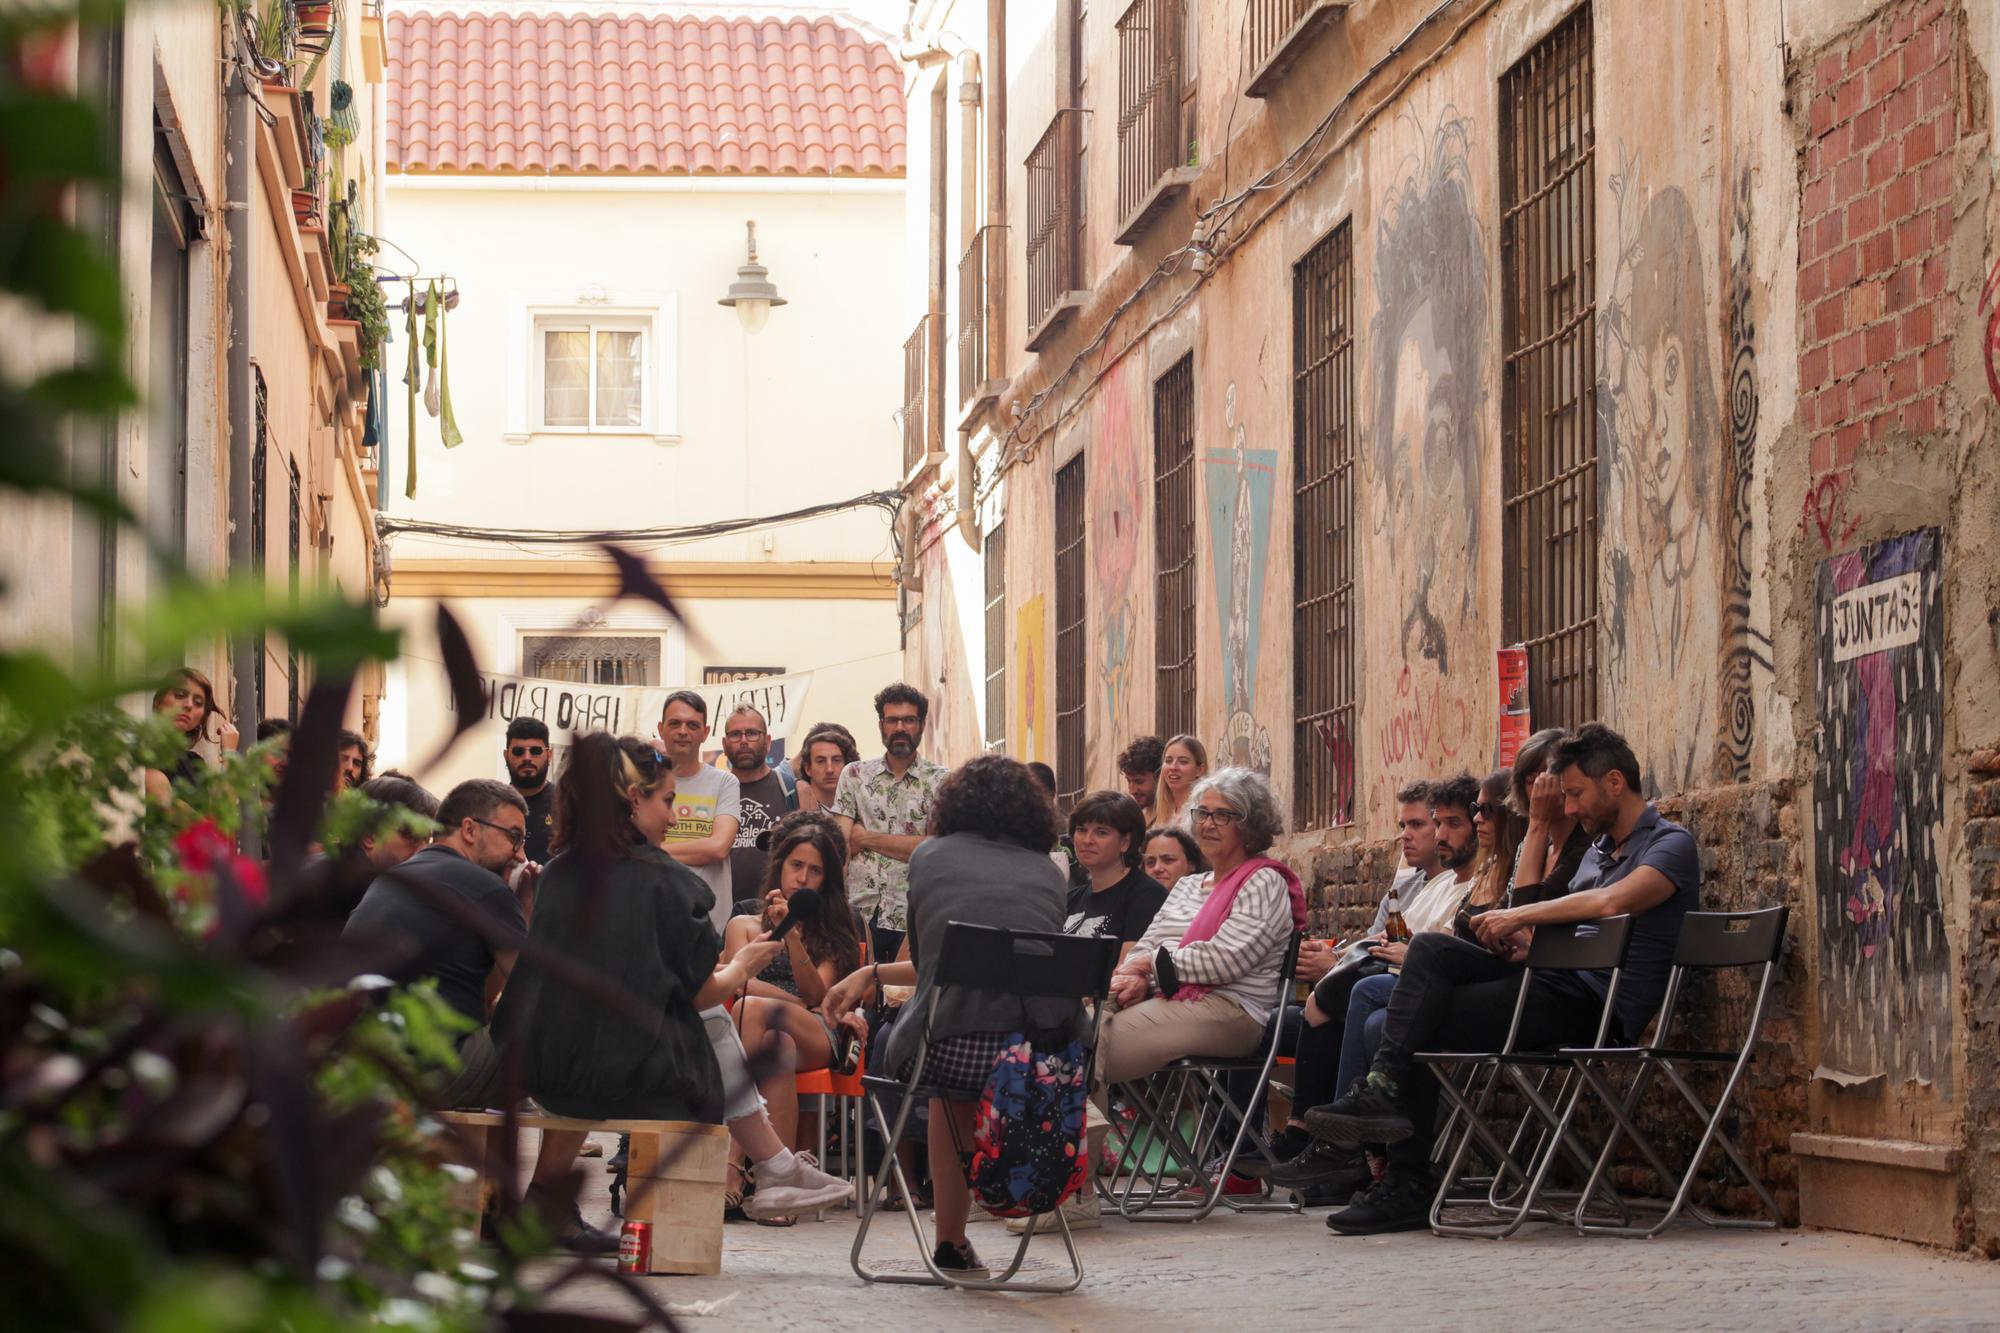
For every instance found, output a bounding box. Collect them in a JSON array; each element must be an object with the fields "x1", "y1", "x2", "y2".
[
  {"x1": 537, "y1": 321, "x2": 647, "y2": 431},
  {"x1": 520, "y1": 634, "x2": 663, "y2": 686}
]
